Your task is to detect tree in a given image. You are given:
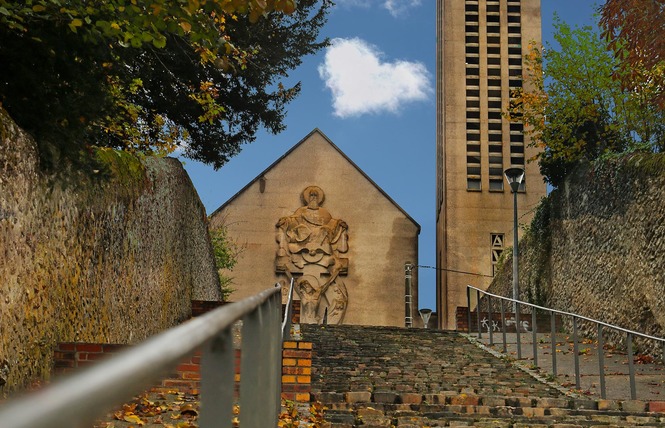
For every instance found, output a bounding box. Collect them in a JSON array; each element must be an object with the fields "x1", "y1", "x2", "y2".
[
  {"x1": 506, "y1": 18, "x2": 665, "y2": 186},
  {"x1": 209, "y1": 221, "x2": 243, "y2": 301},
  {"x1": 600, "y1": 0, "x2": 665, "y2": 110},
  {"x1": 0, "y1": 0, "x2": 331, "y2": 169}
]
